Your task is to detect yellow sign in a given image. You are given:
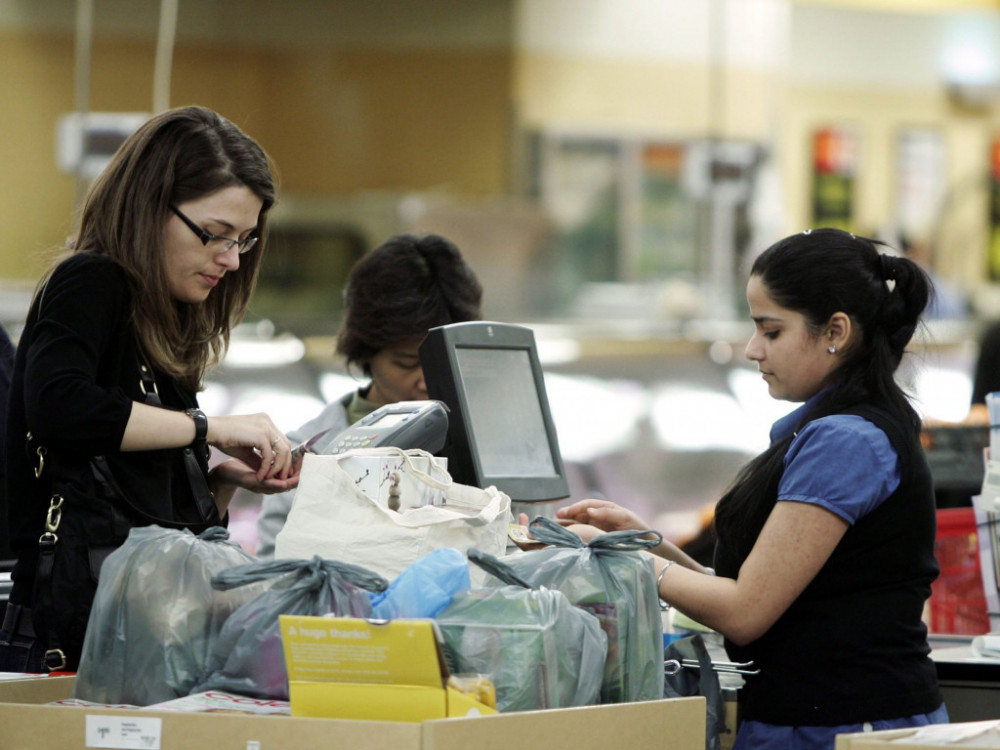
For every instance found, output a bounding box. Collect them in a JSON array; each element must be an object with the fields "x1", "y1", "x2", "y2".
[{"x1": 279, "y1": 616, "x2": 496, "y2": 722}]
